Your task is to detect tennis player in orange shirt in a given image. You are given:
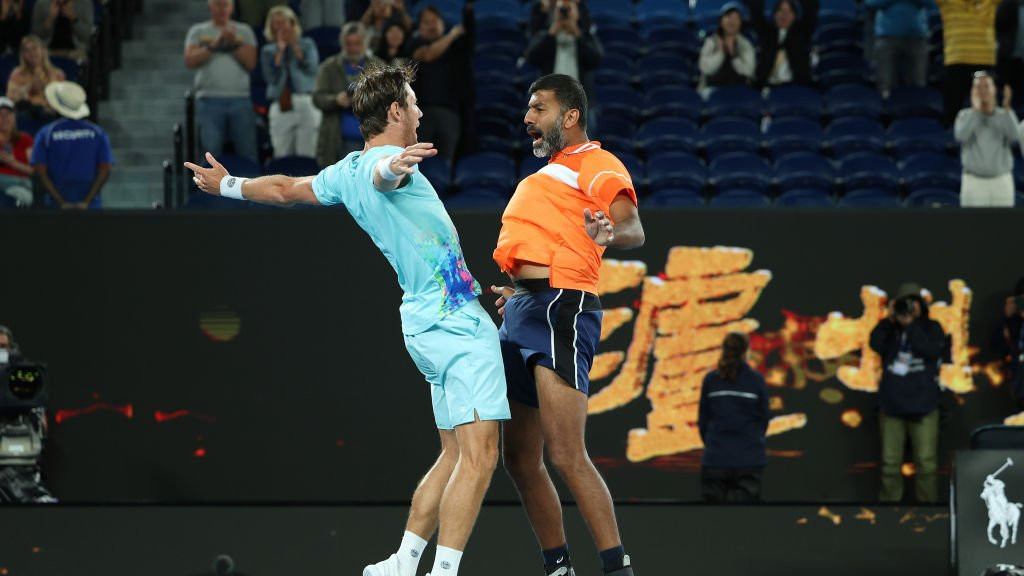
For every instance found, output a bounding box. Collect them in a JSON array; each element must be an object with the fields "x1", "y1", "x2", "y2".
[{"x1": 491, "y1": 73, "x2": 645, "y2": 576}]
